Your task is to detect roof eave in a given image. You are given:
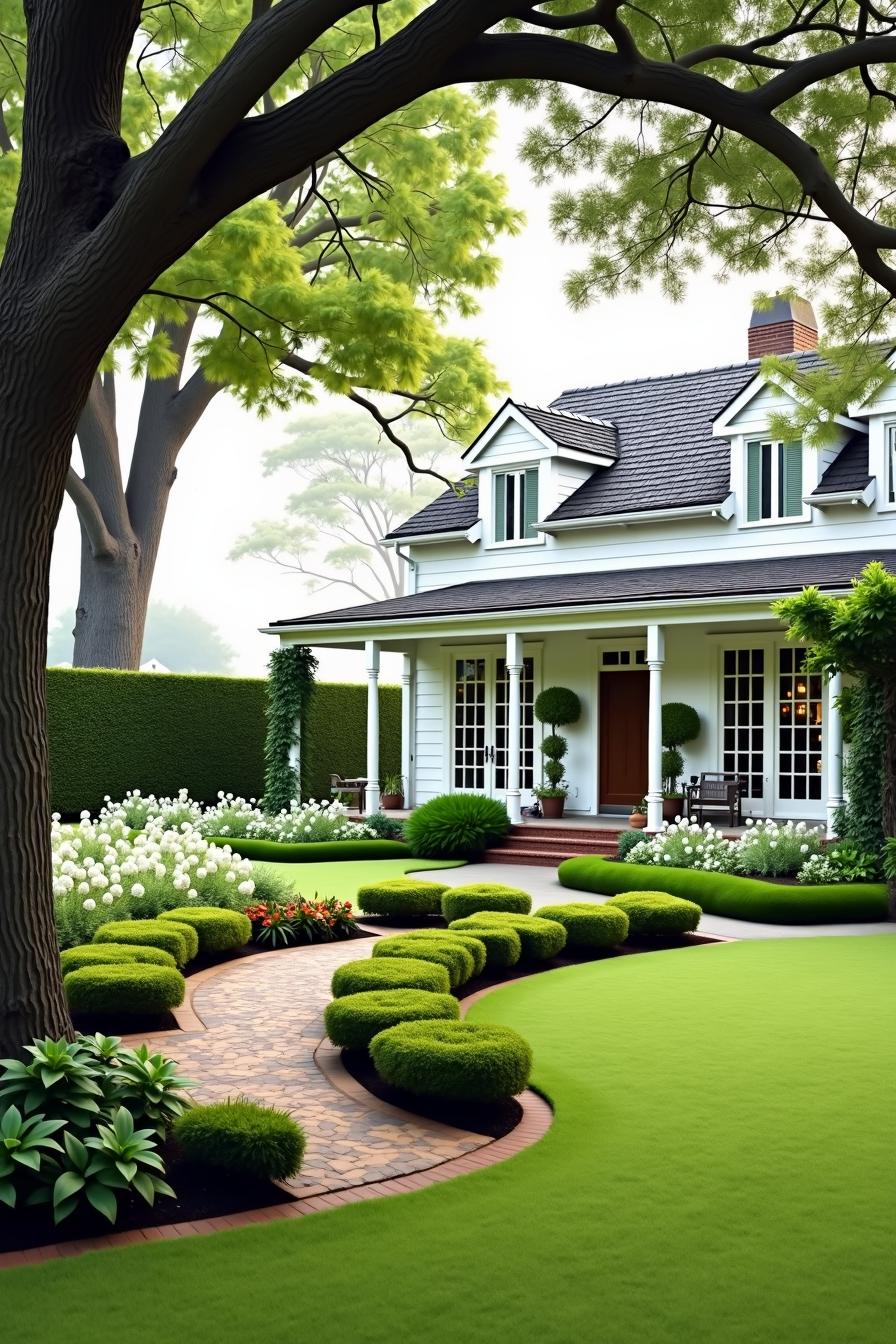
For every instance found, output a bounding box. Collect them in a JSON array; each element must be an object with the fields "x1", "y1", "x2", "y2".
[
  {"x1": 382, "y1": 520, "x2": 482, "y2": 547},
  {"x1": 805, "y1": 480, "x2": 876, "y2": 508},
  {"x1": 537, "y1": 494, "x2": 735, "y2": 532}
]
